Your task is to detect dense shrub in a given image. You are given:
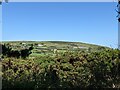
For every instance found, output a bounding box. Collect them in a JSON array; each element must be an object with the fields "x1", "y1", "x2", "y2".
[
  {"x1": 1, "y1": 44, "x2": 33, "y2": 59},
  {"x1": 2, "y1": 49, "x2": 120, "y2": 89}
]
